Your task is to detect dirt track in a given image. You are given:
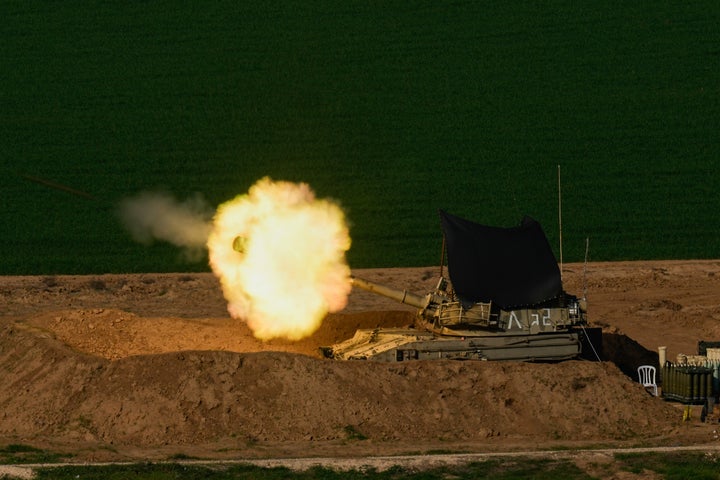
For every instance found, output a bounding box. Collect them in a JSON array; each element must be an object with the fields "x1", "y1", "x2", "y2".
[
  {"x1": 3, "y1": 443, "x2": 720, "y2": 480},
  {"x1": 1, "y1": 260, "x2": 719, "y2": 466}
]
